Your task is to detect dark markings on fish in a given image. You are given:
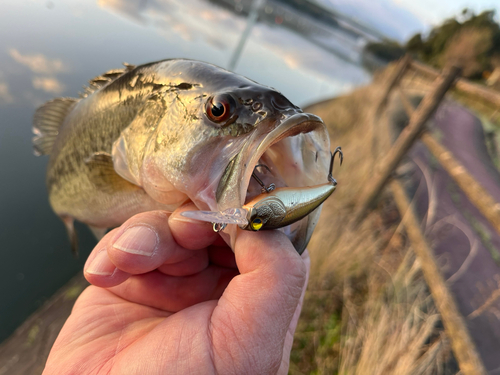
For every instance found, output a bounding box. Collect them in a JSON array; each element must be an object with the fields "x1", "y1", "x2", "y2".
[
  {"x1": 80, "y1": 64, "x2": 134, "y2": 98},
  {"x1": 175, "y1": 83, "x2": 193, "y2": 90},
  {"x1": 151, "y1": 83, "x2": 164, "y2": 91},
  {"x1": 46, "y1": 96, "x2": 145, "y2": 194},
  {"x1": 175, "y1": 94, "x2": 188, "y2": 119}
]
